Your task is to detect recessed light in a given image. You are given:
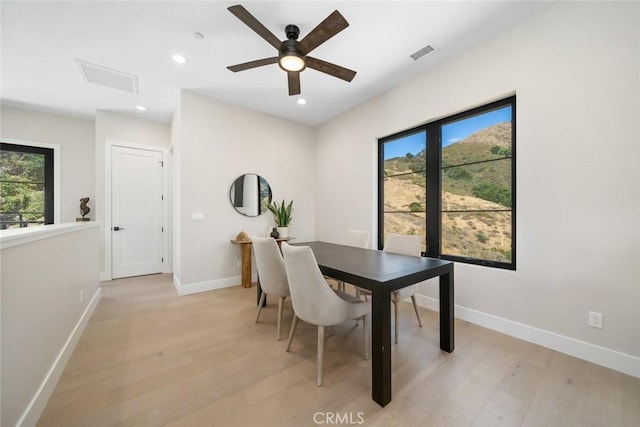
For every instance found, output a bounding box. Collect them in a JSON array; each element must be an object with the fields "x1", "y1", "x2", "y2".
[
  {"x1": 172, "y1": 54, "x2": 187, "y2": 64},
  {"x1": 297, "y1": 98, "x2": 306, "y2": 105},
  {"x1": 194, "y1": 32, "x2": 204, "y2": 40},
  {"x1": 136, "y1": 105, "x2": 147, "y2": 111}
]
